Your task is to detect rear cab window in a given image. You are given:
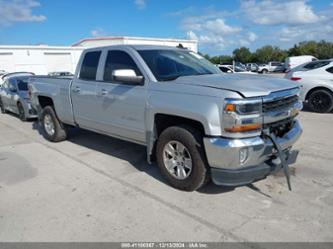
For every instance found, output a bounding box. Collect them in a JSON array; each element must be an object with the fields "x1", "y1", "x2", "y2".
[{"x1": 79, "y1": 51, "x2": 102, "y2": 81}]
